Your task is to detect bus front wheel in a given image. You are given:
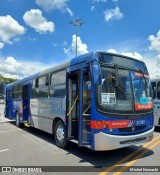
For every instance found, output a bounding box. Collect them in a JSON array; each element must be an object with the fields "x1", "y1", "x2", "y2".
[{"x1": 54, "y1": 120, "x2": 67, "y2": 148}]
